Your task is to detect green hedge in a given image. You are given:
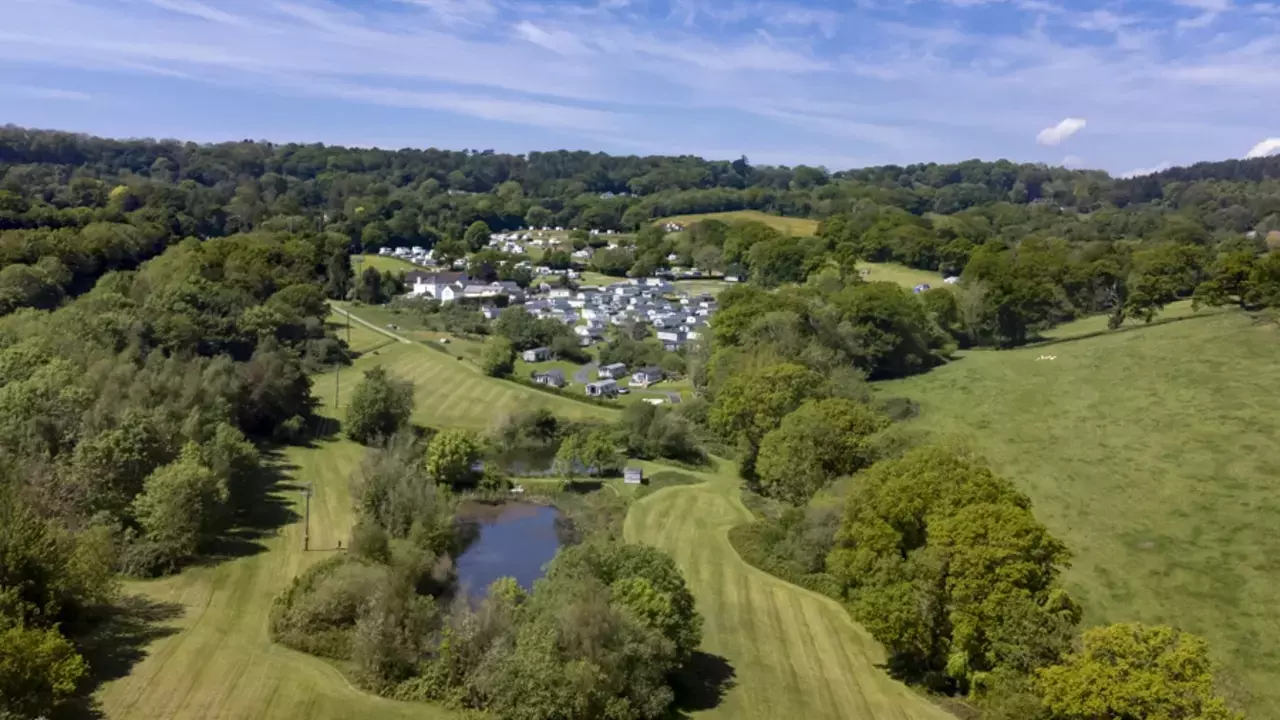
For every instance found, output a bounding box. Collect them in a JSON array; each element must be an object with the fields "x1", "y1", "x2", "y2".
[{"x1": 727, "y1": 521, "x2": 843, "y2": 599}]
